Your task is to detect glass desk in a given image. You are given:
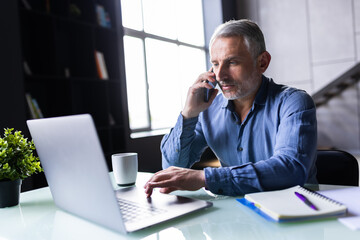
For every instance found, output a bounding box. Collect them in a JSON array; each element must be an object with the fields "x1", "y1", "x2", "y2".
[{"x1": 0, "y1": 172, "x2": 359, "y2": 240}]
